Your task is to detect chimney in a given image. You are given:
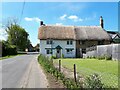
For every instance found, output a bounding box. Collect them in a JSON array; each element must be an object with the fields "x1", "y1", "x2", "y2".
[
  {"x1": 40, "y1": 21, "x2": 45, "y2": 26},
  {"x1": 100, "y1": 16, "x2": 104, "y2": 28},
  {"x1": 40, "y1": 21, "x2": 43, "y2": 26}
]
